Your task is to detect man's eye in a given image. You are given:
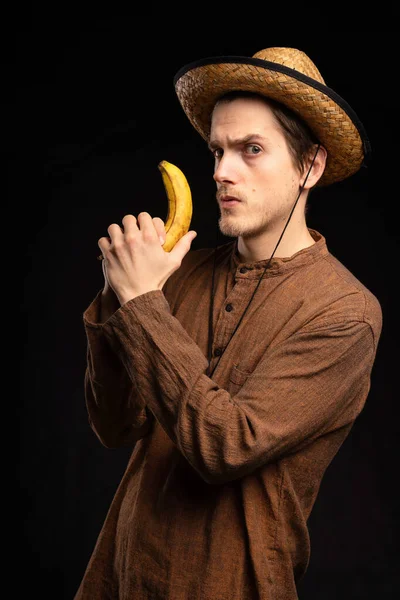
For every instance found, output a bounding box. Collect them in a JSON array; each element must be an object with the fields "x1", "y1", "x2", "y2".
[
  {"x1": 212, "y1": 148, "x2": 223, "y2": 159},
  {"x1": 246, "y1": 145, "x2": 261, "y2": 155}
]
